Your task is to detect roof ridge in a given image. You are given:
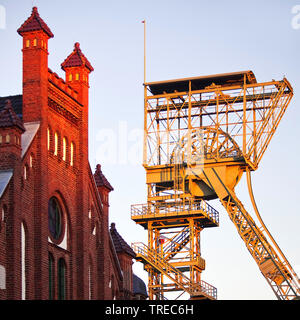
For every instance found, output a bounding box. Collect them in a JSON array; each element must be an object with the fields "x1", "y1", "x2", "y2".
[{"x1": 34, "y1": 8, "x2": 44, "y2": 31}]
